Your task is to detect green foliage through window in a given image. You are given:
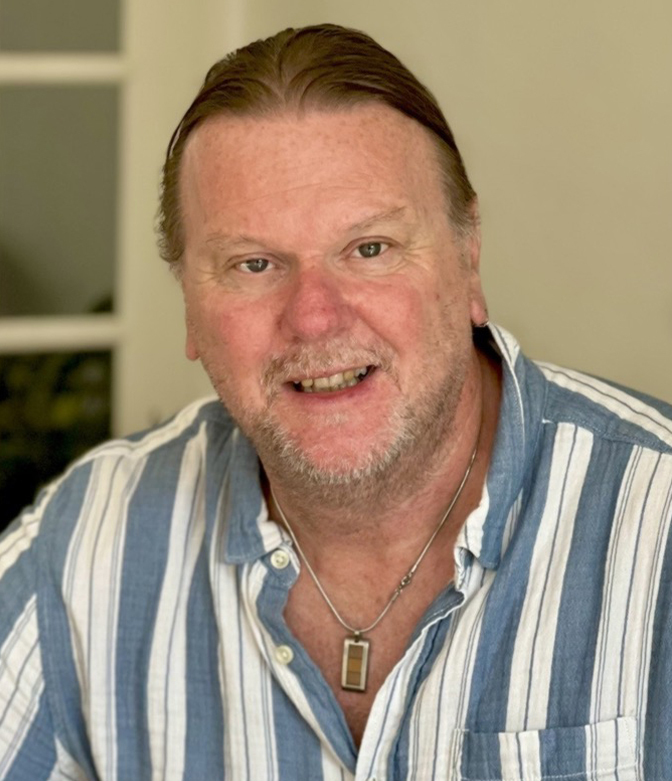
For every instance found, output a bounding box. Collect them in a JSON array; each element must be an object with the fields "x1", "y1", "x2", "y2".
[{"x1": 0, "y1": 350, "x2": 111, "y2": 530}]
